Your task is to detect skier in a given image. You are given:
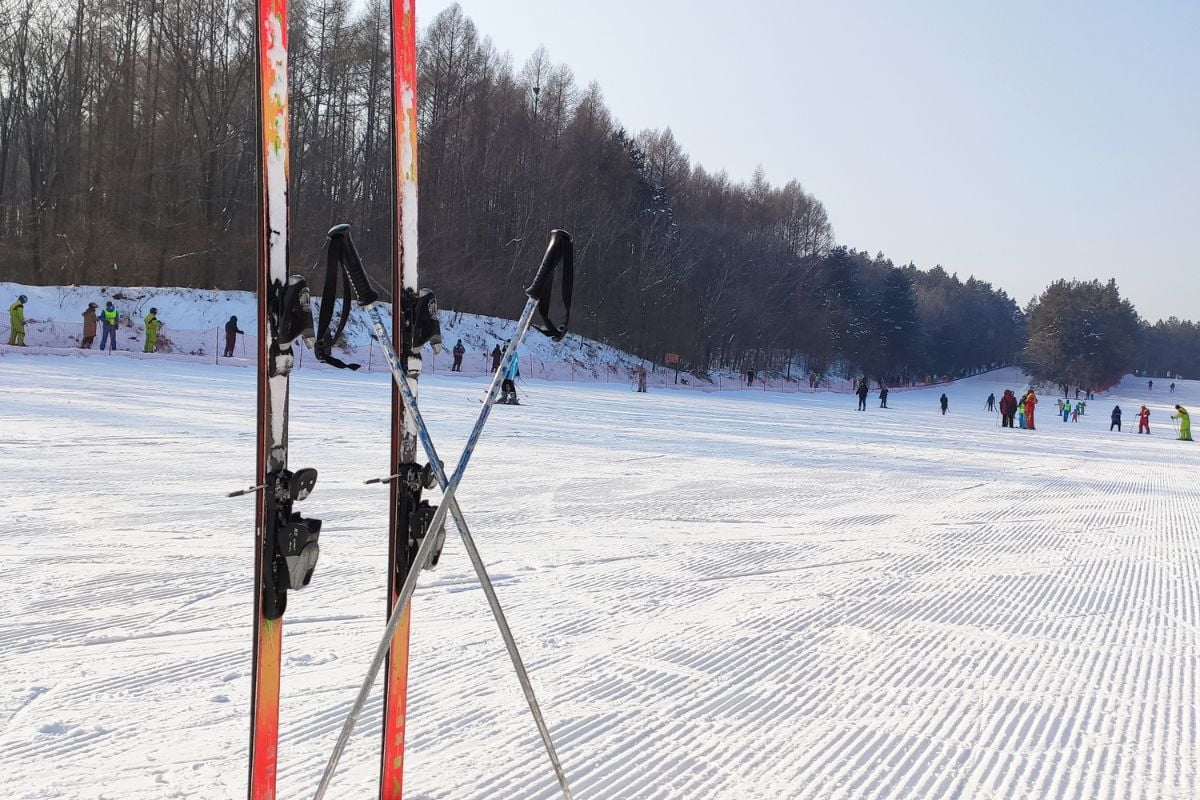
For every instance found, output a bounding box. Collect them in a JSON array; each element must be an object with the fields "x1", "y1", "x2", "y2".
[
  {"x1": 451, "y1": 339, "x2": 465, "y2": 371},
  {"x1": 1170, "y1": 382, "x2": 1176, "y2": 394},
  {"x1": 8, "y1": 294, "x2": 27, "y2": 346},
  {"x1": 223, "y1": 315, "x2": 244, "y2": 357},
  {"x1": 491, "y1": 343, "x2": 502, "y2": 372},
  {"x1": 1071, "y1": 404, "x2": 1080, "y2": 423},
  {"x1": 500, "y1": 349, "x2": 520, "y2": 405},
  {"x1": 1062, "y1": 401, "x2": 1071, "y2": 423},
  {"x1": 1149, "y1": 379, "x2": 1154, "y2": 391},
  {"x1": 98, "y1": 301, "x2": 119, "y2": 351},
  {"x1": 1018, "y1": 401, "x2": 1026, "y2": 429},
  {"x1": 1025, "y1": 390, "x2": 1038, "y2": 430},
  {"x1": 856, "y1": 380, "x2": 869, "y2": 411},
  {"x1": 746, "y1": 369, "x2": 756, "y2": 387},
  {"x1": 985, "y1": 392, "x2": 996, "y2": 412},
  {"x1": 1171, "y1": 405, "x2": 1192, "y2": 441},
  {"x1": 1110, "y1": 405, "x2": 1122, "y2": 432},
  {"x1": 80, "y1": 302, "x2": 98, "y2": 348},
  {"x1": 1138, "y1": 405, "x2": 1151, "y2": 434},
  {"x1": 879, "y1": 385, "x2": 889, "y2": 408},
  {"x1": 143, "y1": 308, "x2": 163, "y2": 353},
  {"x1": 939, "y1": 393, "x2": 949, "y2": 415},
  {"x1": 636, "y1": 365, "x2": 648, "y2": 393},
  {"x1": 999, "y1": 389, "x2": 1017, "y2": 427}
]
